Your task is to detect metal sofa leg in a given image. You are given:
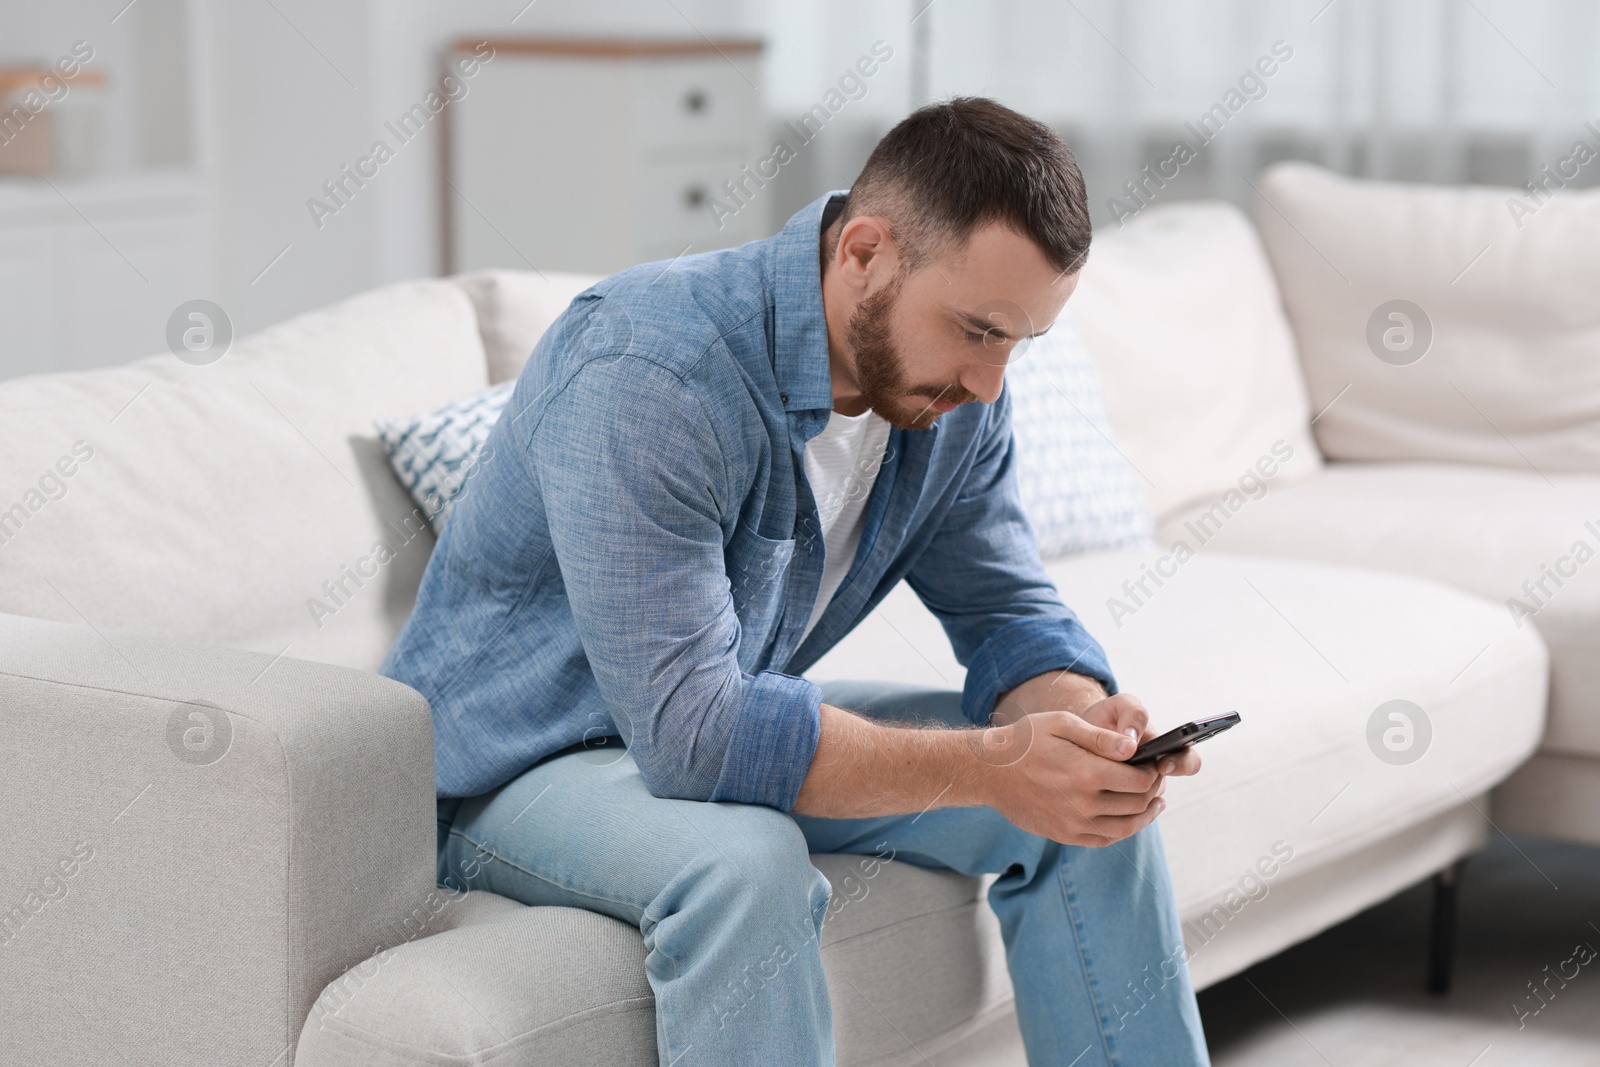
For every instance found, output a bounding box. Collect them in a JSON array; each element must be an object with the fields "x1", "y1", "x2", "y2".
[{"x1": 1426, "y1": 858, "x2": 1468, "y2": 995}]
